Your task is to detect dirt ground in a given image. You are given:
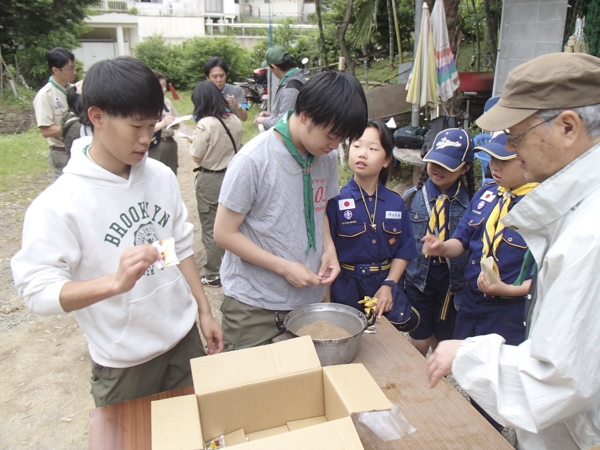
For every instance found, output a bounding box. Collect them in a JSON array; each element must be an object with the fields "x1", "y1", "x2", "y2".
[{"x1": 0, "y1": 136, "x2": 224, "y2": 449}]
